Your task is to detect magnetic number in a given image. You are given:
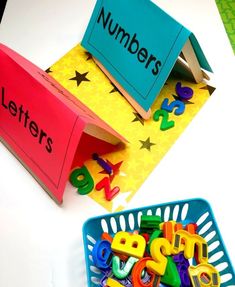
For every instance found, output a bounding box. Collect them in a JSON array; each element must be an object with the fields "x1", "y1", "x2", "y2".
[
  {"x1": 161, "y1": 257, "x2": 181, "y2": 287},
  {"x1": 174, "y1": 253, "x2": 191, "y2": 287},
  {"x1": 178, "y1": 263, "x2": 191, "y2": 287},
  {"x1": 146, "y1": 238, "x2": 171, "y2": 275},
  {"x1": 95, "y1": 177, "x2": 120, "y2": 201},
  {"x1": 153, "y1": 109, "x2": 175, "y2": 131},
  {"x1": 70, "y1": 166, "x2": 94, "y2": 195},
  {"x1": 161, "y1": 98, "x2": 185, "y2": 115},
  {"x1": 132, "y1": 257, "x2": 159, "y2": 287},
  {"x1": 188, "y1": 263, "x2": 220, "y2": 287},
  {"x1": 176, "y1": 82, "x2": 194, "y2": 101},
  {"x1": 92, "y1": 240, "x2": 112, "y2": 269}
]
